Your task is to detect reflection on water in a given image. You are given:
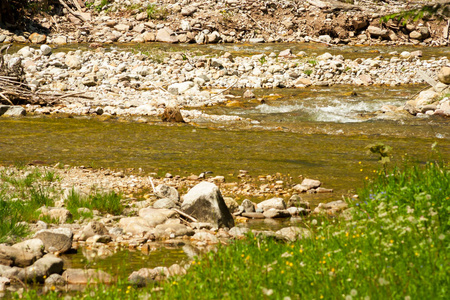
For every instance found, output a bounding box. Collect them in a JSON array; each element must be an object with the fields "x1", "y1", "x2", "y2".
[{"x1": 61, "y1": 247, "x2": 188, "y2": 277}]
